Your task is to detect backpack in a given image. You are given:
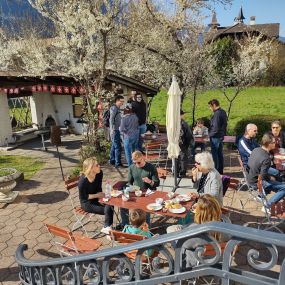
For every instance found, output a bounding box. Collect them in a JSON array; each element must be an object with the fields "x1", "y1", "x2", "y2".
[{"x1": 103, "y1": 109, "x2": 111, "y2": 127}]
